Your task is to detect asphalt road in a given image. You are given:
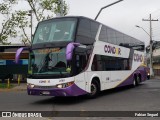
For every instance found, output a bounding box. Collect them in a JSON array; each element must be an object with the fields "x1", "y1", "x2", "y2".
[{"x1": 0, "y1": 79, "x2": 160, "y2": 120}]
